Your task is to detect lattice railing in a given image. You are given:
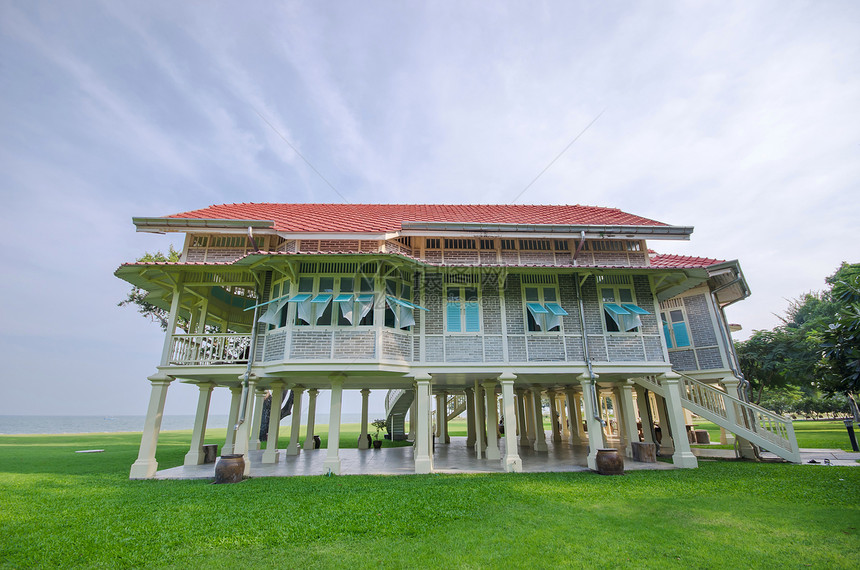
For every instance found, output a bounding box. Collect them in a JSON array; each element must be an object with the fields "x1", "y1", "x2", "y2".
[{"x1": 169, "y1": 334, "x2": 252, "y2": 365}]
